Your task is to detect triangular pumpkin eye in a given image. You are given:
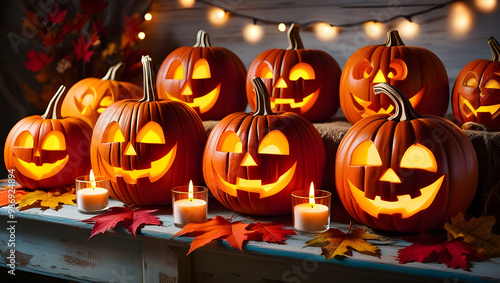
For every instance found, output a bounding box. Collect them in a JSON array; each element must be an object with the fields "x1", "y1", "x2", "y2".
[
  {"x1": 166, "y1": 60, "x2": 184, "y2": 80},
  {"x1": 259, "y1": 64, "x2": 273, "y2": 79},
  {"x1": 14, "y1": 131, "x2": 34, "y2": 148},
  {"x1": 102, "y1": 121, "x2": 125, "y2": 143},
  {"x1": 258, "y1": 130, "x2": 289, "y2": 155},
  {"x1": 400, "y1": 144, "x2": 437, "y2": 172},
  {"x1": 192, "y1": 59, "x2": 211, "y2": 79},
  {"x1": 136, "y1": 121, "x2": 165, "y2": 144},
  {"x1": 351, "y1": 140, "x2": 382, "y2": 166},
  {"x1": 289, "y1": 63, "x2": 315, "y2": 81},
  {"x1": 217, "y1": 131, "x2": 242, "y2": 153},
  {"x1": 41, "y1": 131, "x2": 66, "y2": 151}
]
